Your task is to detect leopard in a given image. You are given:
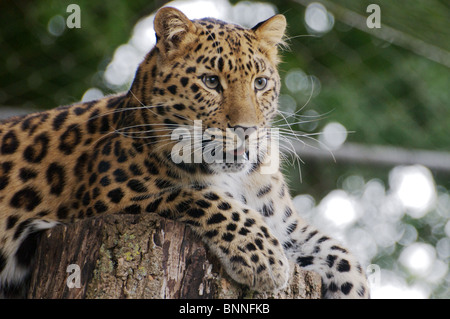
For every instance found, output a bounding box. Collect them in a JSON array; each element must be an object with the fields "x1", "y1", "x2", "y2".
[{"x1": 0, "y1": 7, "x2": 369, "y2": 298}]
